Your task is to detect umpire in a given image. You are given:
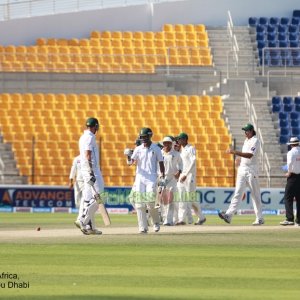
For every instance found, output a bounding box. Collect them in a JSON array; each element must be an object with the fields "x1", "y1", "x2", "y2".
[{"x1": 280, "y1": 137, "x2": 300, "y2": 226}]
